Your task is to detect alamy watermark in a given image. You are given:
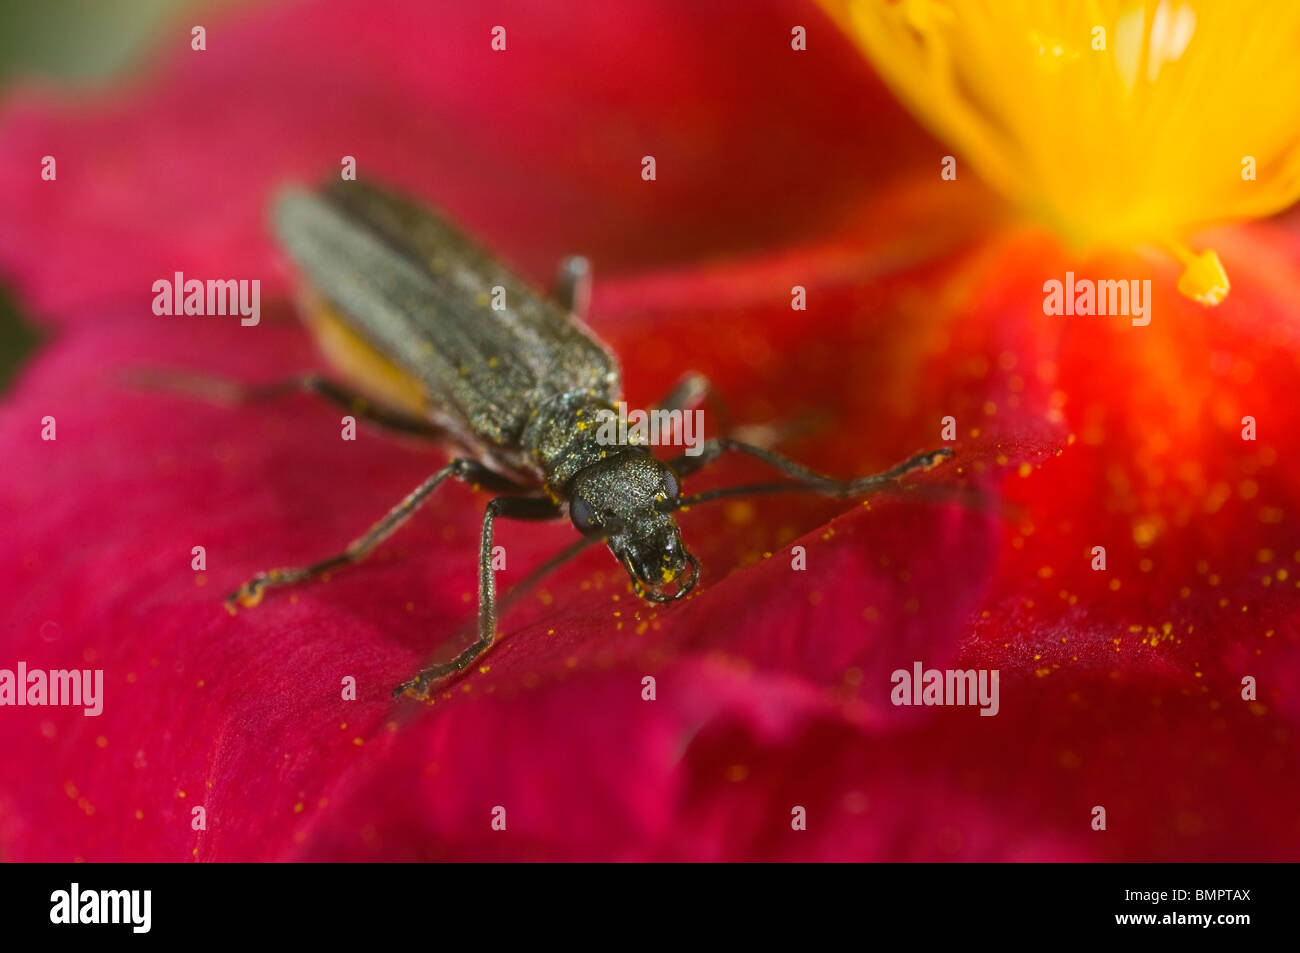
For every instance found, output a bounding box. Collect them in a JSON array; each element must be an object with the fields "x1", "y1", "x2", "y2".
[
  {"x1": 1043, "y1": 271, "x2": 1151, "y2": 327},
  {"x1": 50, "y1": 884, "x2": 150, "y2": 933},
  {"x1": 891, "y1": 661, "x2": 999, "y2": 716},
  {"x1": 152, "y1": 271, "x2": 260, "y2": 326},
  {"x1": 0, "y1": 662, "x2": 103, "y2": 716},
  {"x1": 594, "y1": 401, "x2": 704, "y2": 456}
]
